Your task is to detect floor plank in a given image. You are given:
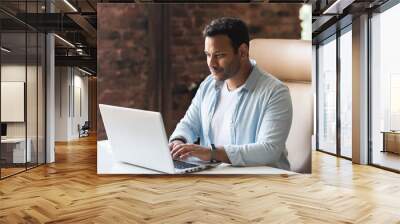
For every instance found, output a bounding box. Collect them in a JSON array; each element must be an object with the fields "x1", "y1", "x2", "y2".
[{"x1": 1, "y1": 135, "x2": 400, "y2": 223}]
